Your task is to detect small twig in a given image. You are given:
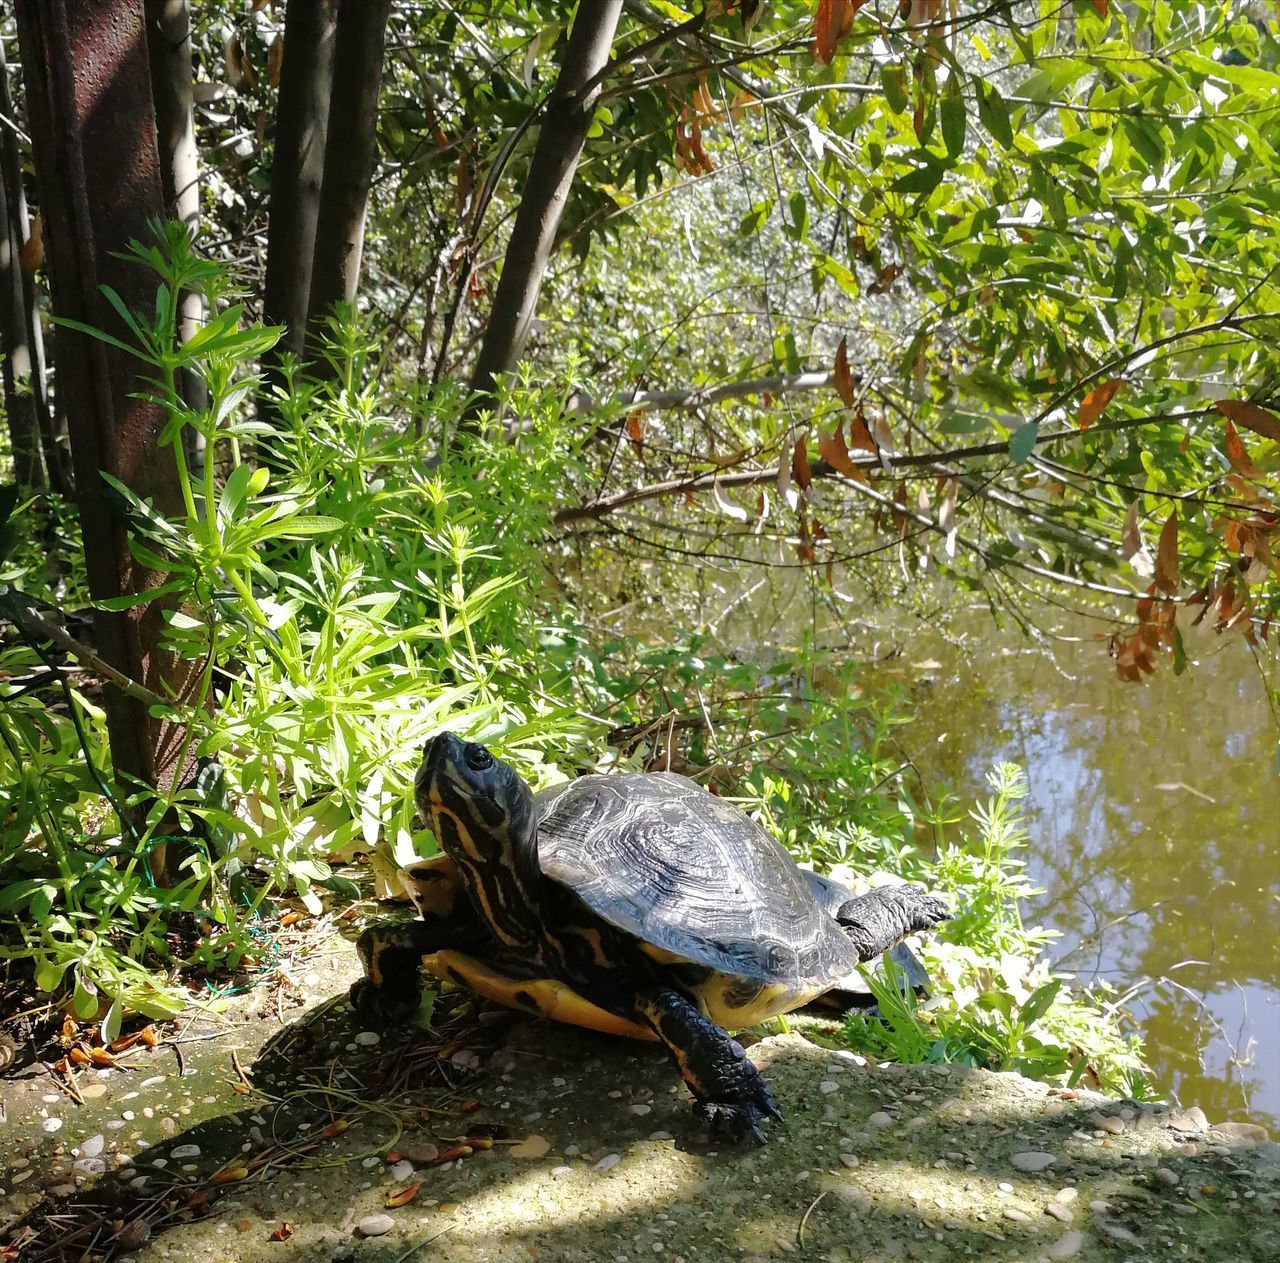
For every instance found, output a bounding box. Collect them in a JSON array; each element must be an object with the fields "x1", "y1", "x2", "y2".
[
  {"x1": 797, "y1": 1189, "x2": 829, "y2": 1248},
  {"x1": 391, "y1": 1223, "x2": 452, "y2": 1263}
]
